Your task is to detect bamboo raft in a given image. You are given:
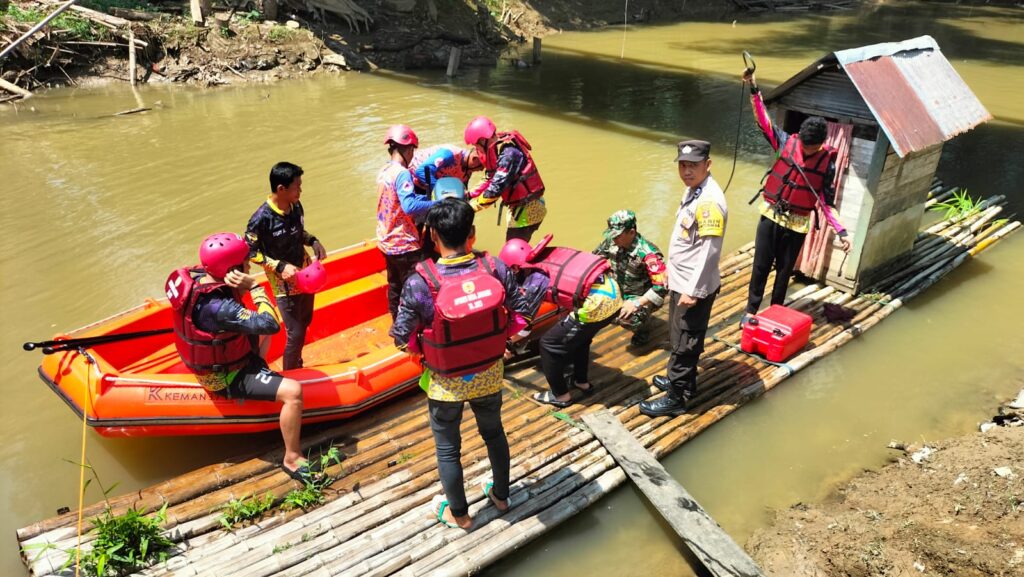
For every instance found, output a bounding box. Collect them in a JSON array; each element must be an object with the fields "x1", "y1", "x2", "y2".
[{"x1": 17, "y1": 193, "x2": 1020, "y2": 577}]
